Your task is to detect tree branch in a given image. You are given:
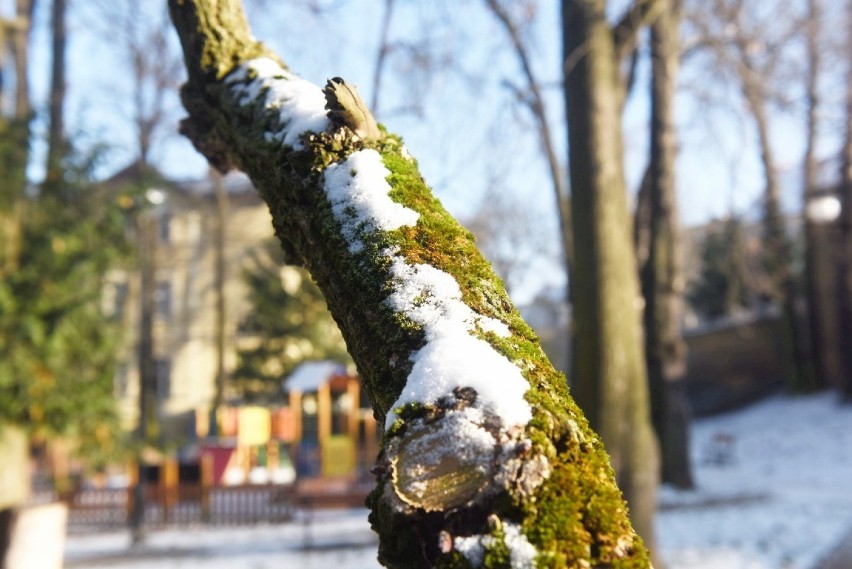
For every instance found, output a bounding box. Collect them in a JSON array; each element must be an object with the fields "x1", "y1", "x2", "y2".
[
  {"x1": 613, "y1": 0, "x2": 666, "y2": 60},
  {"x1": 168, "y1": 1, "x2": 651, "y2": 567}
]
